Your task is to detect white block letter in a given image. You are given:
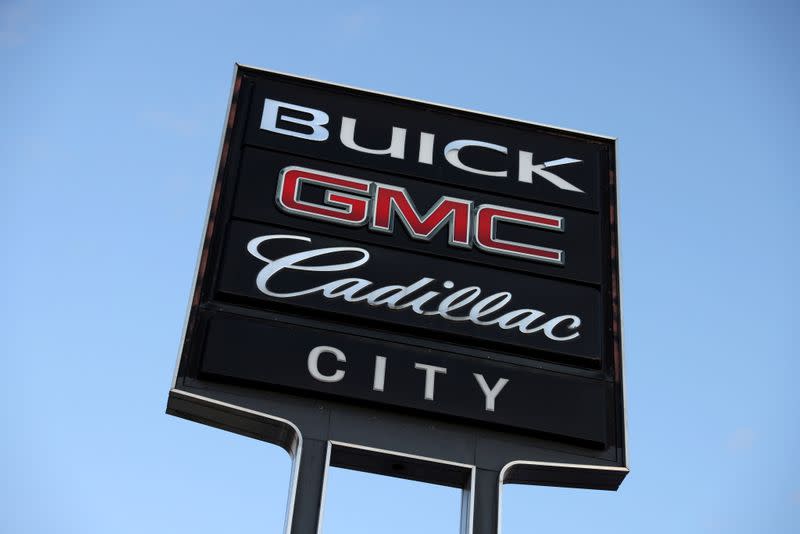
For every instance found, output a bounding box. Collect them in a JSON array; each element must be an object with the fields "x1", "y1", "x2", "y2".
[
  {"x1": 261, "y1": 98, "x2": 330, "y2": 141},
  {"x1": 340, "y1": 117, "x2": 406, "y2": 159},
  {"x1": 444, "y1": 140, "x2": 508, "y2": 177},
  {"x1": 373, "y1": 355, "x2": 387, "y2": 392},
  {"x1": 308, "y1": 345, "x2": 346, "y2": 383},
  {"x1": 473, "y1": 373, "x2": 509, "y2": 412},
  {"x1": 418, "y1": 132, "x2": 435, "y2": 164},
  {"x1": 414, "y1": 363, "x2": 447, "y2": 401},
  {"x1": 518, "y1": 151, "x2": 583, "y2": 192}
]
